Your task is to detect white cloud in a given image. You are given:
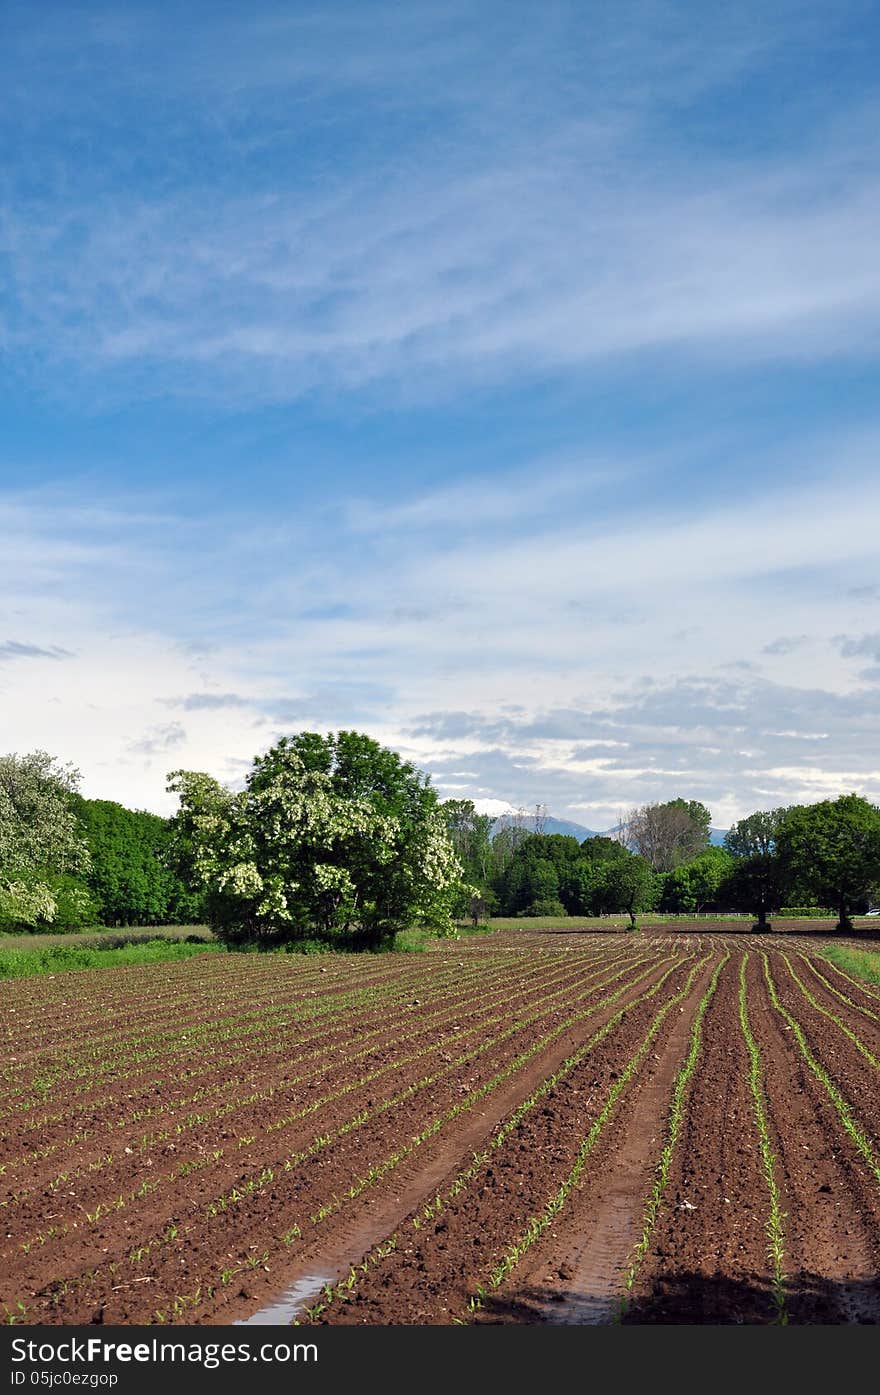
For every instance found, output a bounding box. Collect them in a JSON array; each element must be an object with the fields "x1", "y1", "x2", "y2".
[
  {"x1": 471, "y1": 799, "x2": 518, "y2": 817},
  {"x1": 4, "y1": 444, "x2": 879, "y2": 823}
]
